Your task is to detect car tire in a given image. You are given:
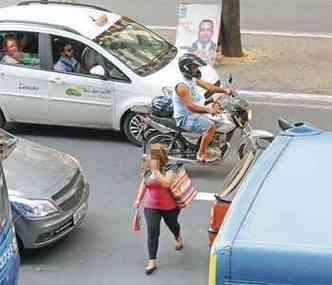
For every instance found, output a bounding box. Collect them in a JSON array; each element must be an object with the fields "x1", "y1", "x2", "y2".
[
  {"x1": 16, "y1": 234, "x2": 24, "y2": 257},
  {"x1": 123, "y1": 111, "x2": 146, "y2": 146},
  {"x1": 144, "y1": 131, "x2": 185, "y2": 159}
]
